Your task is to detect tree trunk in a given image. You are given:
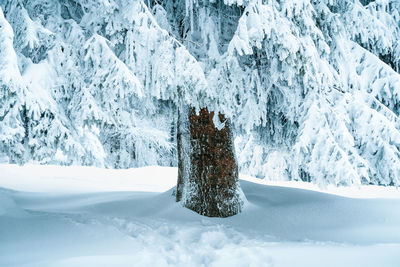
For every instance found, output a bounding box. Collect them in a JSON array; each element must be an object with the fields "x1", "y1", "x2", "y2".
[
  {"x1": 176, "y1": 107, "x2": 244, "y2": 217},
  {"x1": 176, "y1": 108, "x2": 184, "y2": 202}
]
